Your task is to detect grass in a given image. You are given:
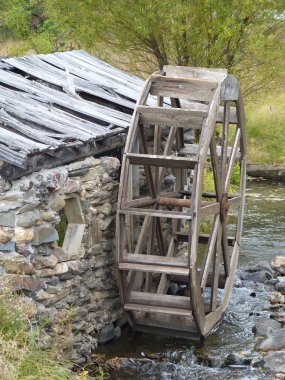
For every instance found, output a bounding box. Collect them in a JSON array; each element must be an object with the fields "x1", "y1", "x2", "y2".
[
  {"x1": 0, "y1": 278, "x2": 72, "y2": 380},
  {"x1": 246, "y1": 91, "x2": 285, "y2": 165}
]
